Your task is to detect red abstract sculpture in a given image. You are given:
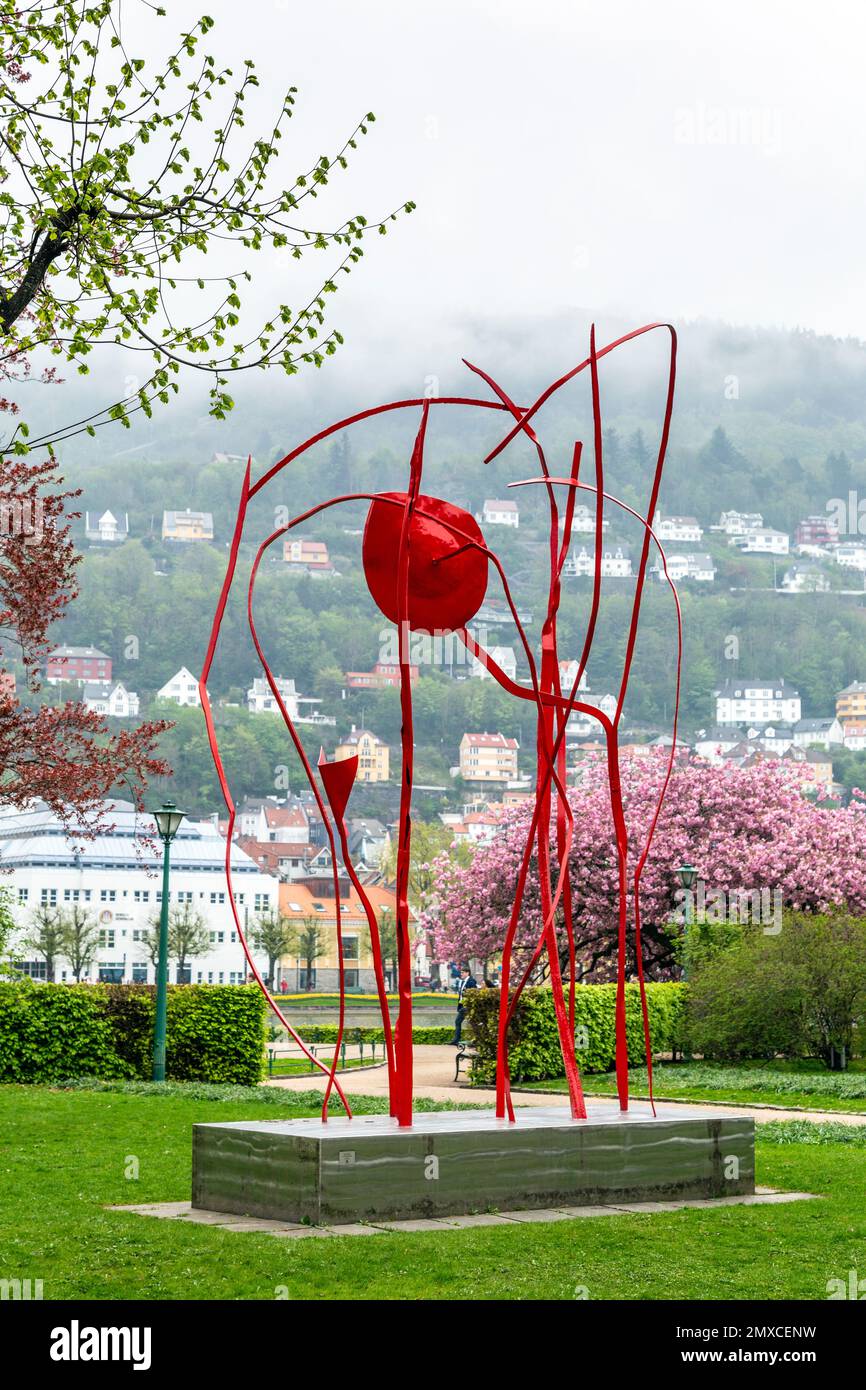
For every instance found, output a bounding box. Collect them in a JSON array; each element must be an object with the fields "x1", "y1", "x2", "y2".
[{"x1": 201, "y1": 322, "x2": 682, "y2": 1128}]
